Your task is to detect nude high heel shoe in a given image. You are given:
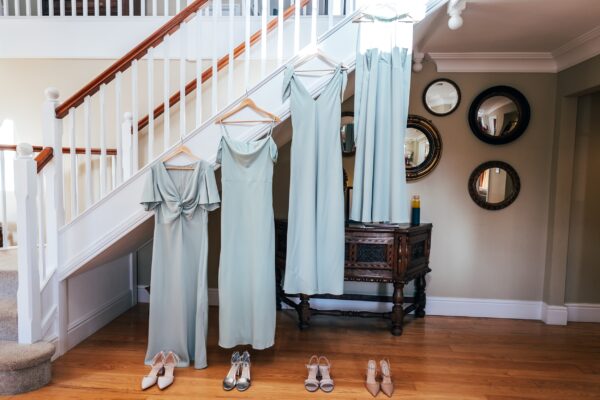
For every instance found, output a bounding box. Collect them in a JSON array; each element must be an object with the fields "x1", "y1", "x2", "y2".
[
  {"x1": 379, "y1": 359, "x2": 394, "y2": 397},
  {"x1": 157, "y1": 351, "x2": 179, "y2": 390},
  {"x1": 141, "y1": 351, "x2": 165, "y2": 390},
  {"x1": 365, "y1": 359, "x2": 380, "y2": 397},
  {"x1": 304, "y1": 355, "x2": 320, "y2": 392},
  {"x1": 318, "y1": 356, "x2": 334, "y2": 393},
  {"x1": 223, "y1": 351, "x2": 241, "y2": 391}
]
